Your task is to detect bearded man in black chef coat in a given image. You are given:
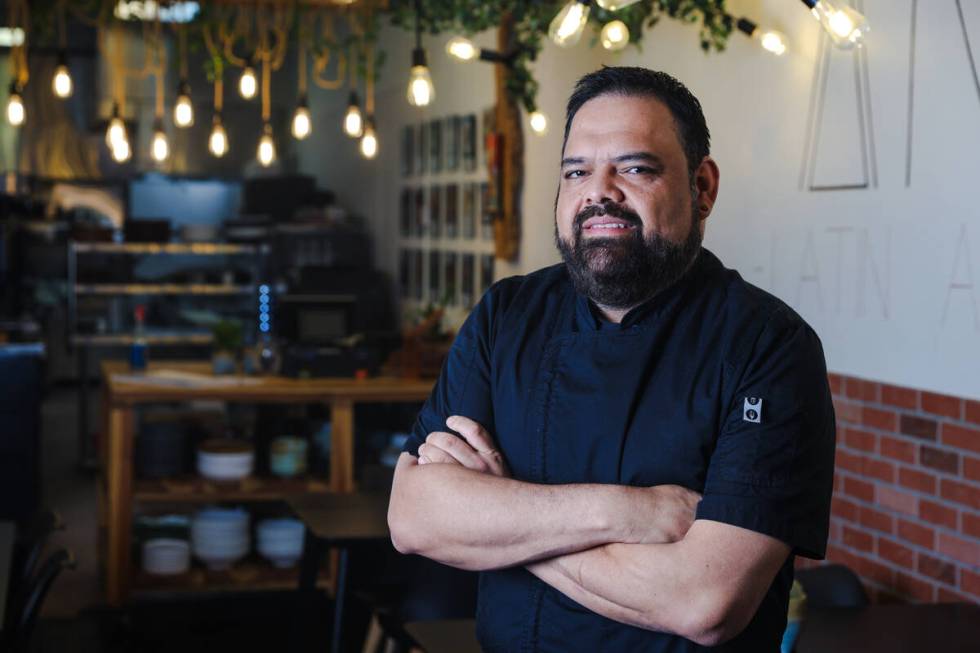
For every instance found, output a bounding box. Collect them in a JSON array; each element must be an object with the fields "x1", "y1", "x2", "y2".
[{"x1": 388, "y1": 66, "x2": 835, "y2": 653}]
